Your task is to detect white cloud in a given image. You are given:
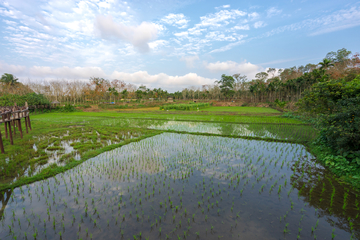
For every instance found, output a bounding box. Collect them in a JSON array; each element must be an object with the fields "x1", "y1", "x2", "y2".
[
  {"x1": 198, "y1": 9, "x2": 247, "y2": 28},
  {"x1": 148, "y1": 40, "x2": 168, "y2": 51},
  {"x1": 209, "y1": 36, "x2": 247, "y2": 53},
  {"x1": 262, "y1": 6, "x2": 360, "y2": 37},
  {"x1": 204, "y1": 60, "x2": 262, "y2": 79},
  {"x1": 248, "y1": 12, "x2": 259, "y2": 20},
  {"x1": 110, "y1": 71, "x2": 216, "y2": 91},
  {"x1": 267, "y1": 7, "x2": 282, "y2": 18},
  {"x1": 254, "y1": 21, "x2": 266, "y2": 28},
  {"x1": 230, "y1": 25, "x2": 250, "y2": 31},
  {"x1": 174, "y1": 31, "x2": 188, "y2": 38},
  {"x1": 222, "y1": 5, "x2": 230, "y2": 8},
  {"x1": 180, "y1": 55, "x2": 199, "y2": 68},
  {"x1": 205, "y1": 32, "x2": 245, "y2": 41},
  {"x1": 94, "y1": 15, "x2": 158, "y2": 53},
  {"x1": 0, "y1": 62, "x2": 215, "y2": 91},
  {"x1": 161, "y1": 13, "x2": 189, "y2": 29},
  {"x1": 29, "y1": 66, "x2": 107, "y2": 79}
]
